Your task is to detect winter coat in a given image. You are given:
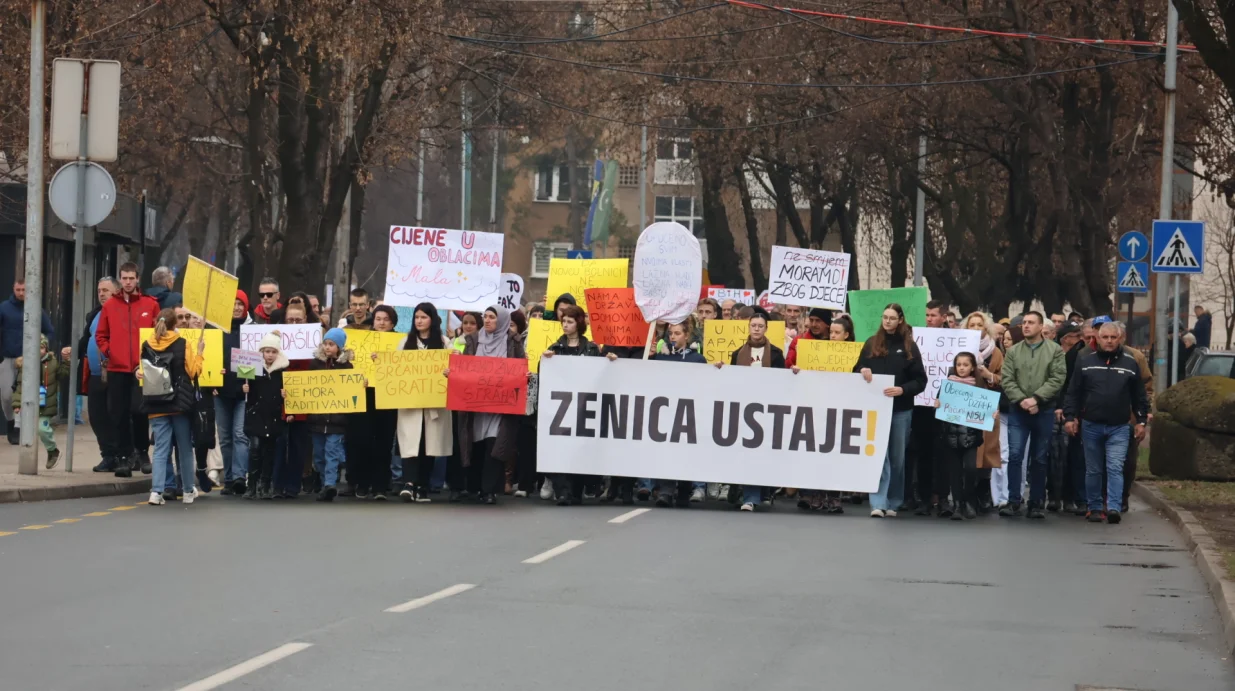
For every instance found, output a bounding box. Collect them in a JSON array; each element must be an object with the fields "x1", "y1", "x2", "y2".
[
  {"x1": 13, "y1": 353, "x2": 69, "y2": 417},
  {"x1": 1193, "y1": 312, "x2": 1212, "y2": 349},
  {"x1": 307, "y1": 344, "x2": 354, "y2": 435},
  {"x1": 942, "y1": 419, "x2": 984, "y2": 451},
  {"x1": 244, "y1": 352, "x2": 289, "y2": 439},
  {"x1": 0, "y1": 294, "x2": 55, "y2": 358},
  {"x1": 140, "y1": 331, "x2": 204, "y2": 417},
  {"x1": 1064, "y1": 347, "x2": 1150, "y2": 427},
  {"x1": 853, "y1": 334, "x2": 928, "y2": 412},
  {"x1": 729, "y1": 342, "x2": 786, "y2": 369},
  {"x1": 652, "y1": 346, "x2": 708, "y2": 365},
  {"x1": 455, "y1": 332, "x2": 526, "y2": 467},
  {"x1": 96, "y1": 290, "x2": 160, "y2": 373},
  {"x1": 548, "y1": 334, "x2": 601, "y2": 357},
  {"x1": 978, "y1": 347, "x2": 1004, "y2": 469},
  {"x1": 784, "y1": 330, "x2": 822, "y2": 368},
  {"x1": 250, "y1": 303, "x2": 282, "y2": 325},
  {"x1": 1002, "y1": 338, "x2": 1067, "y2": 408},
  {"x1": 396, "y1": 335, "x2": 453, "y2": 458},
  {"x1": 218, "y1": 315, "x2": 255, "y2": 400},
  {"x1": 146, "y1": 285, "x2": 183, "y2": 310}
]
